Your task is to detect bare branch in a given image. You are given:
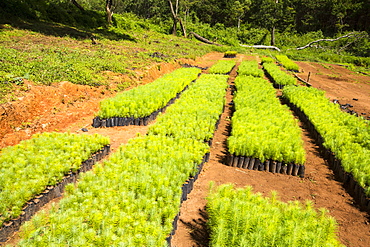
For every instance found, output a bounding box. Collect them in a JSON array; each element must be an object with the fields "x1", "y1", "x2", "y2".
[
  {"x1": 338, "y1": 34, "x2": 369, "y2": 53},
  {"x1": 296, "y1": 32, "x2": 357, "y2": 50},
  {"x1": 240, "y1": 44, "x2": 281, "y2": 52}
]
